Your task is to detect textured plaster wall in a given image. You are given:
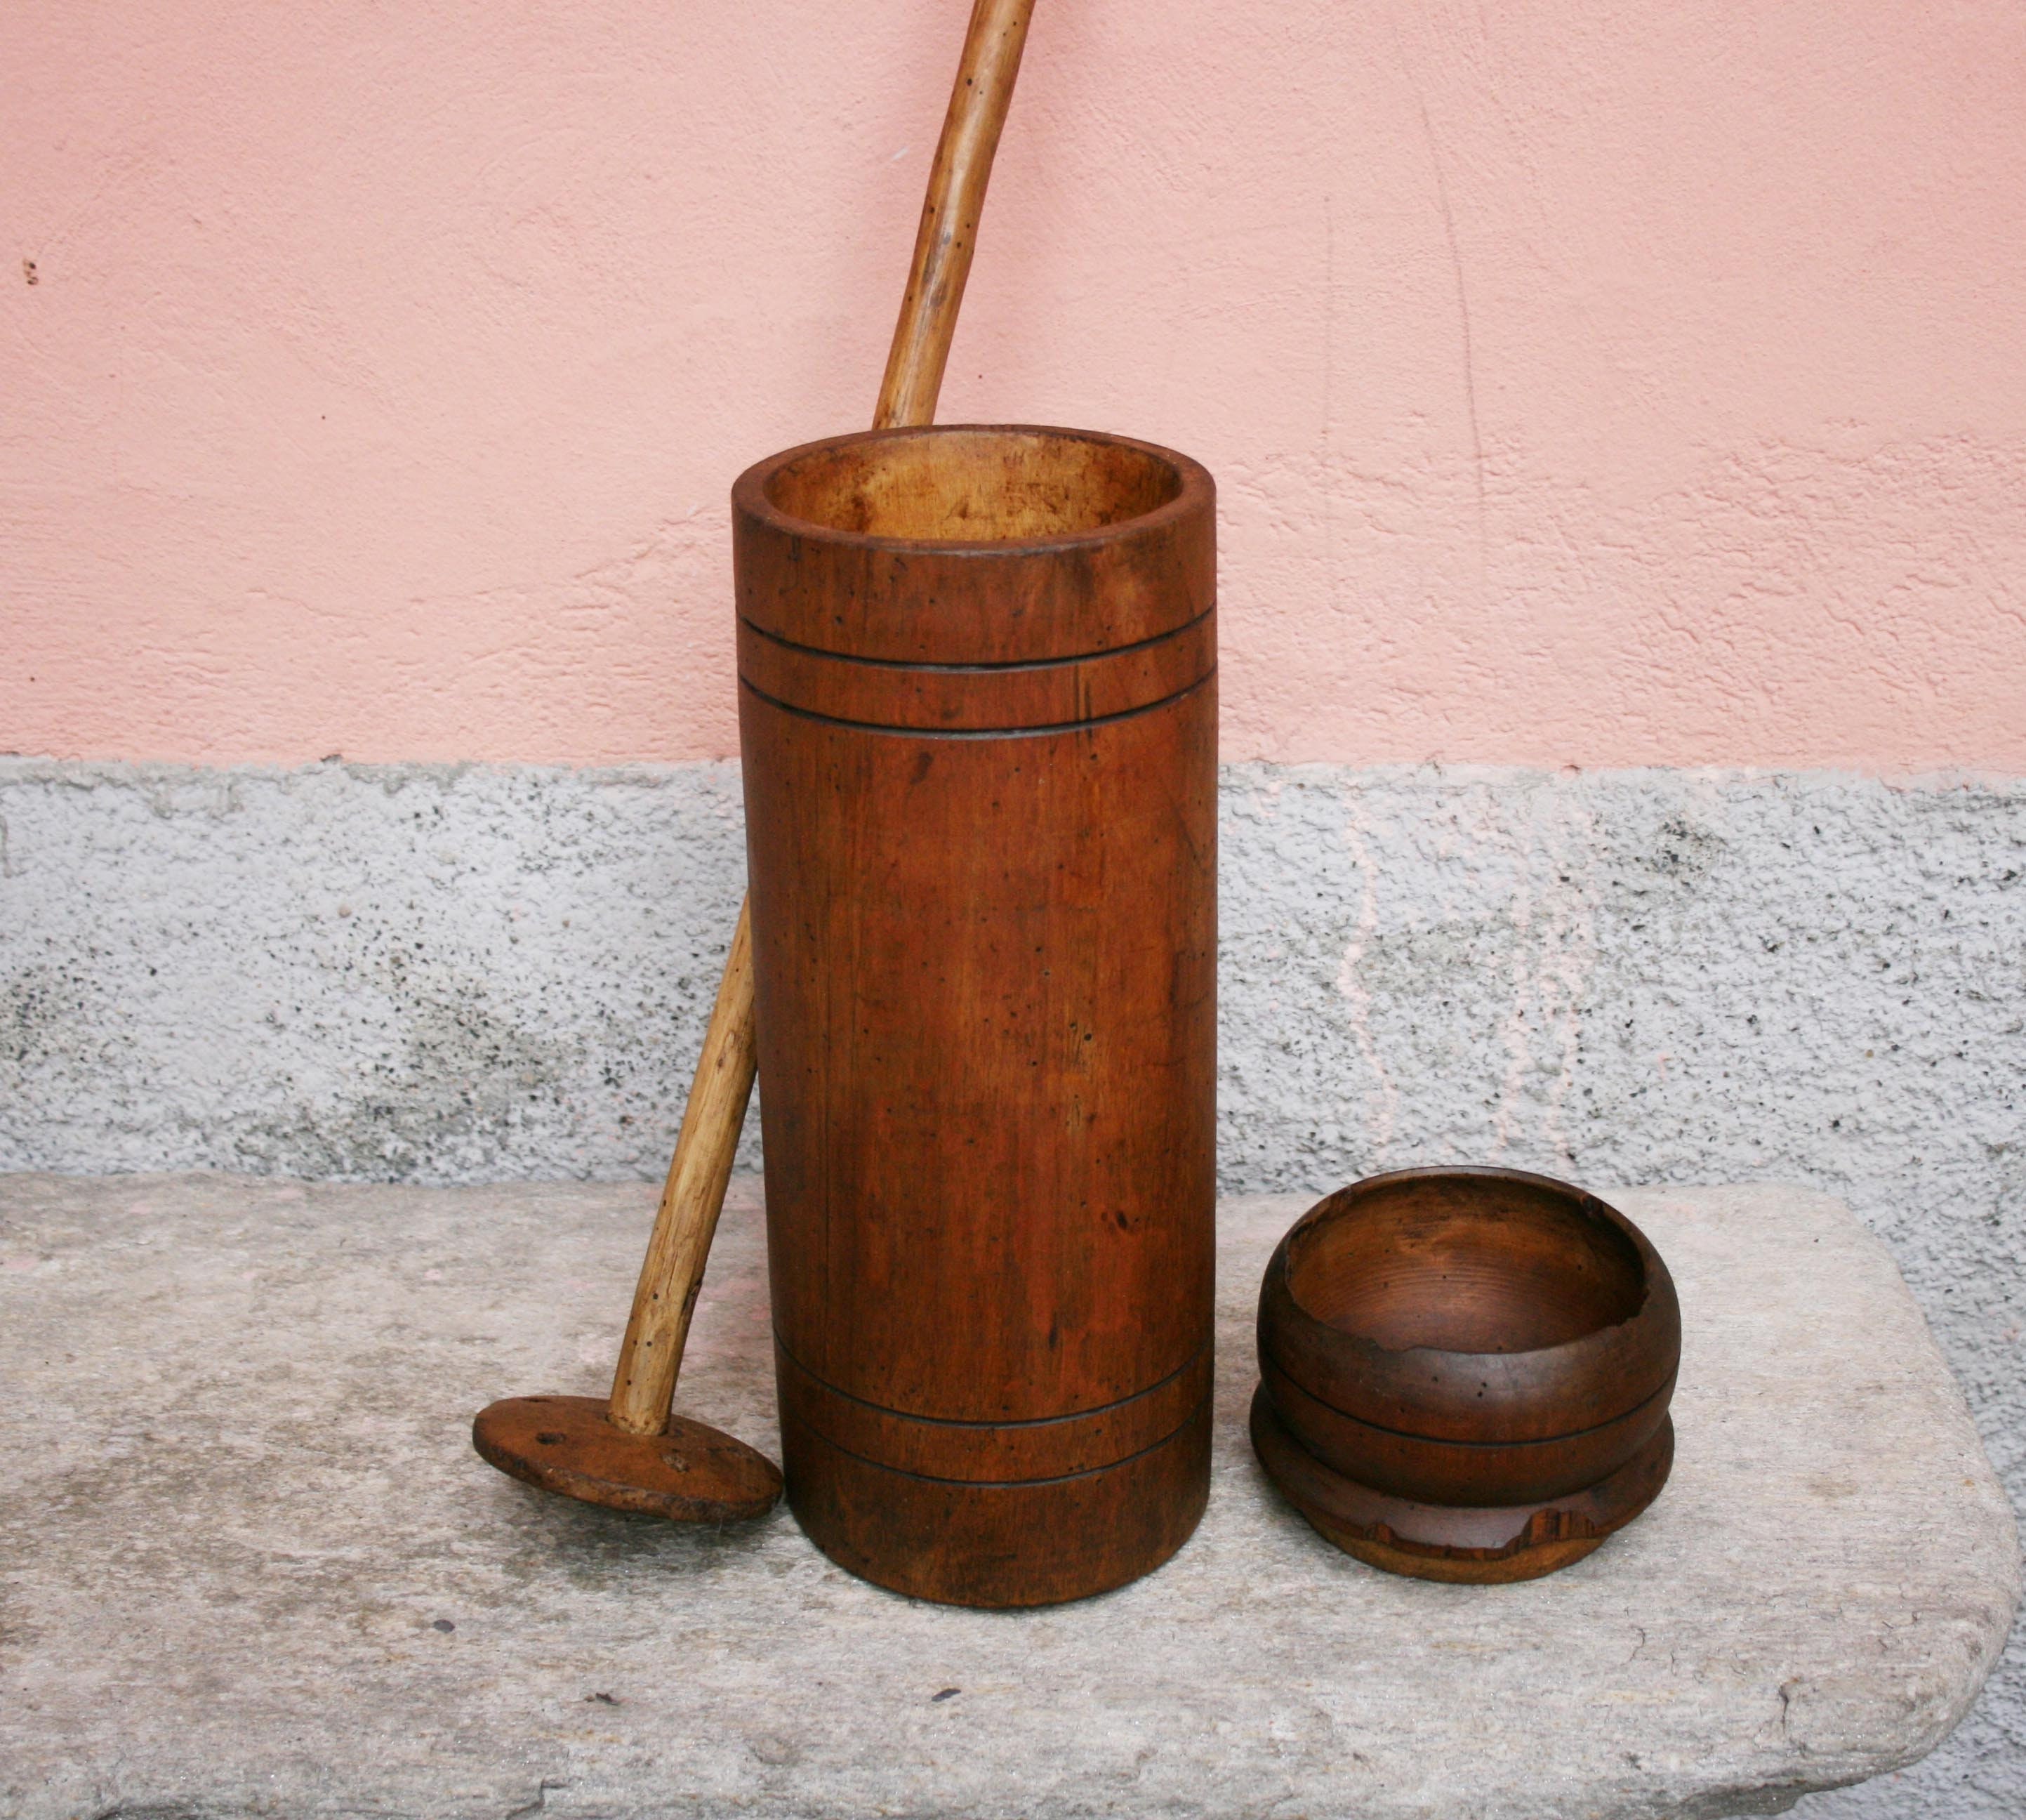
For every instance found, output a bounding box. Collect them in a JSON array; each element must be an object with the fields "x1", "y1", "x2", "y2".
[
  {"x1": 6, "y1": 3, "x2": 2024, "y2": 1812},
  {"x1": 1, "y1": 756, "x2": 2020, "y2": 1814},
  {"x1": 6, "y1": 1, "x2": 2026, "y2": 772}
]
